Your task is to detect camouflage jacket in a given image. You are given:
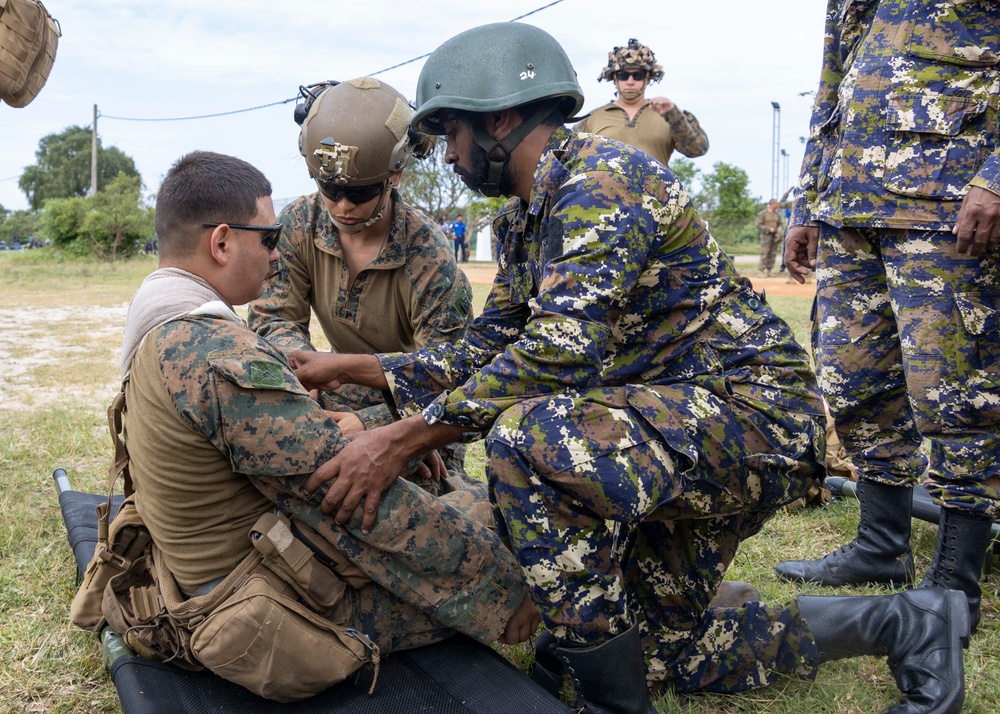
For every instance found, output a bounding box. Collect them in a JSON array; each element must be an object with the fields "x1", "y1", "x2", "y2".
[
  {"x1": 379, "y1": 127, "x2": 823, "y2": 434},
  {"x1": 247, "y1": 191, "x2": 473, "y2": 428},
  {"x1": 792, "y1": 0, "x2": 1000, "y2": 230},
  {"x1": 574, "y1": 102, "x2": 709, "y2": 167},
  {"x1": 756, "y1": 208, "x2": 785, "y2": 235}
]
